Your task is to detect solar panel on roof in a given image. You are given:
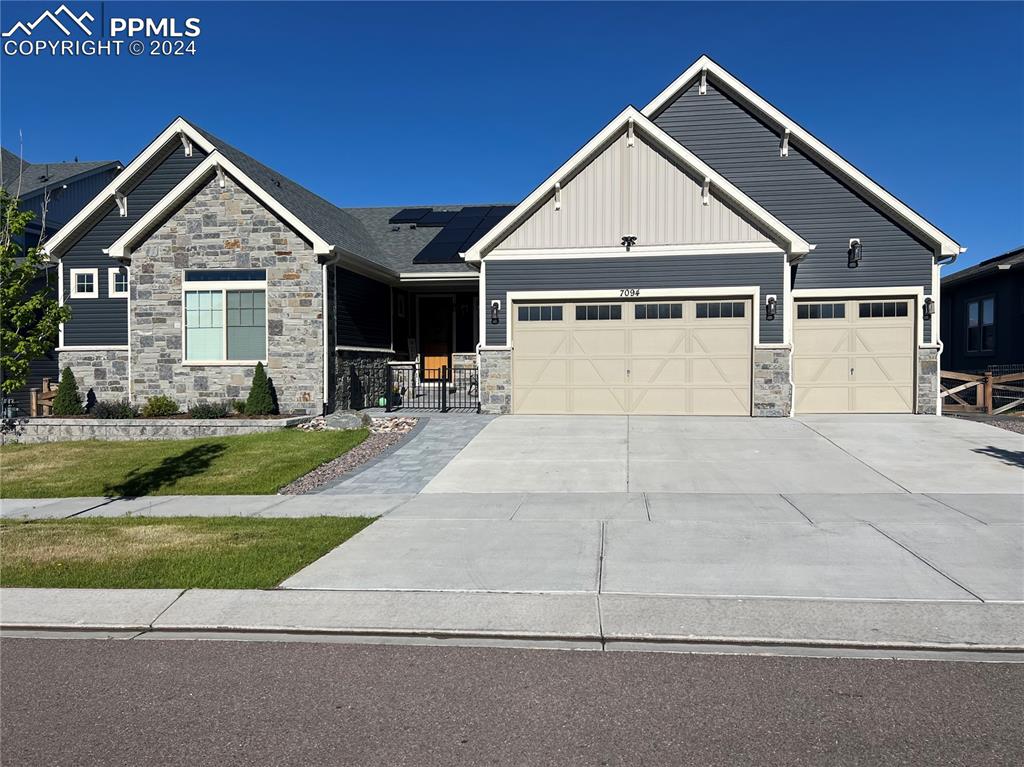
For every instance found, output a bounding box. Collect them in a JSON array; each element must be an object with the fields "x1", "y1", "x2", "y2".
[
  {"x1": 411, "y1": 204, "x2": 515, "y2": 264},
  {"x1": 416, "y1": 210, "x2": 457, "y2": 227},
  {"x1": 388, "y1": 208, "x2": 431, "y2": 224}
]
